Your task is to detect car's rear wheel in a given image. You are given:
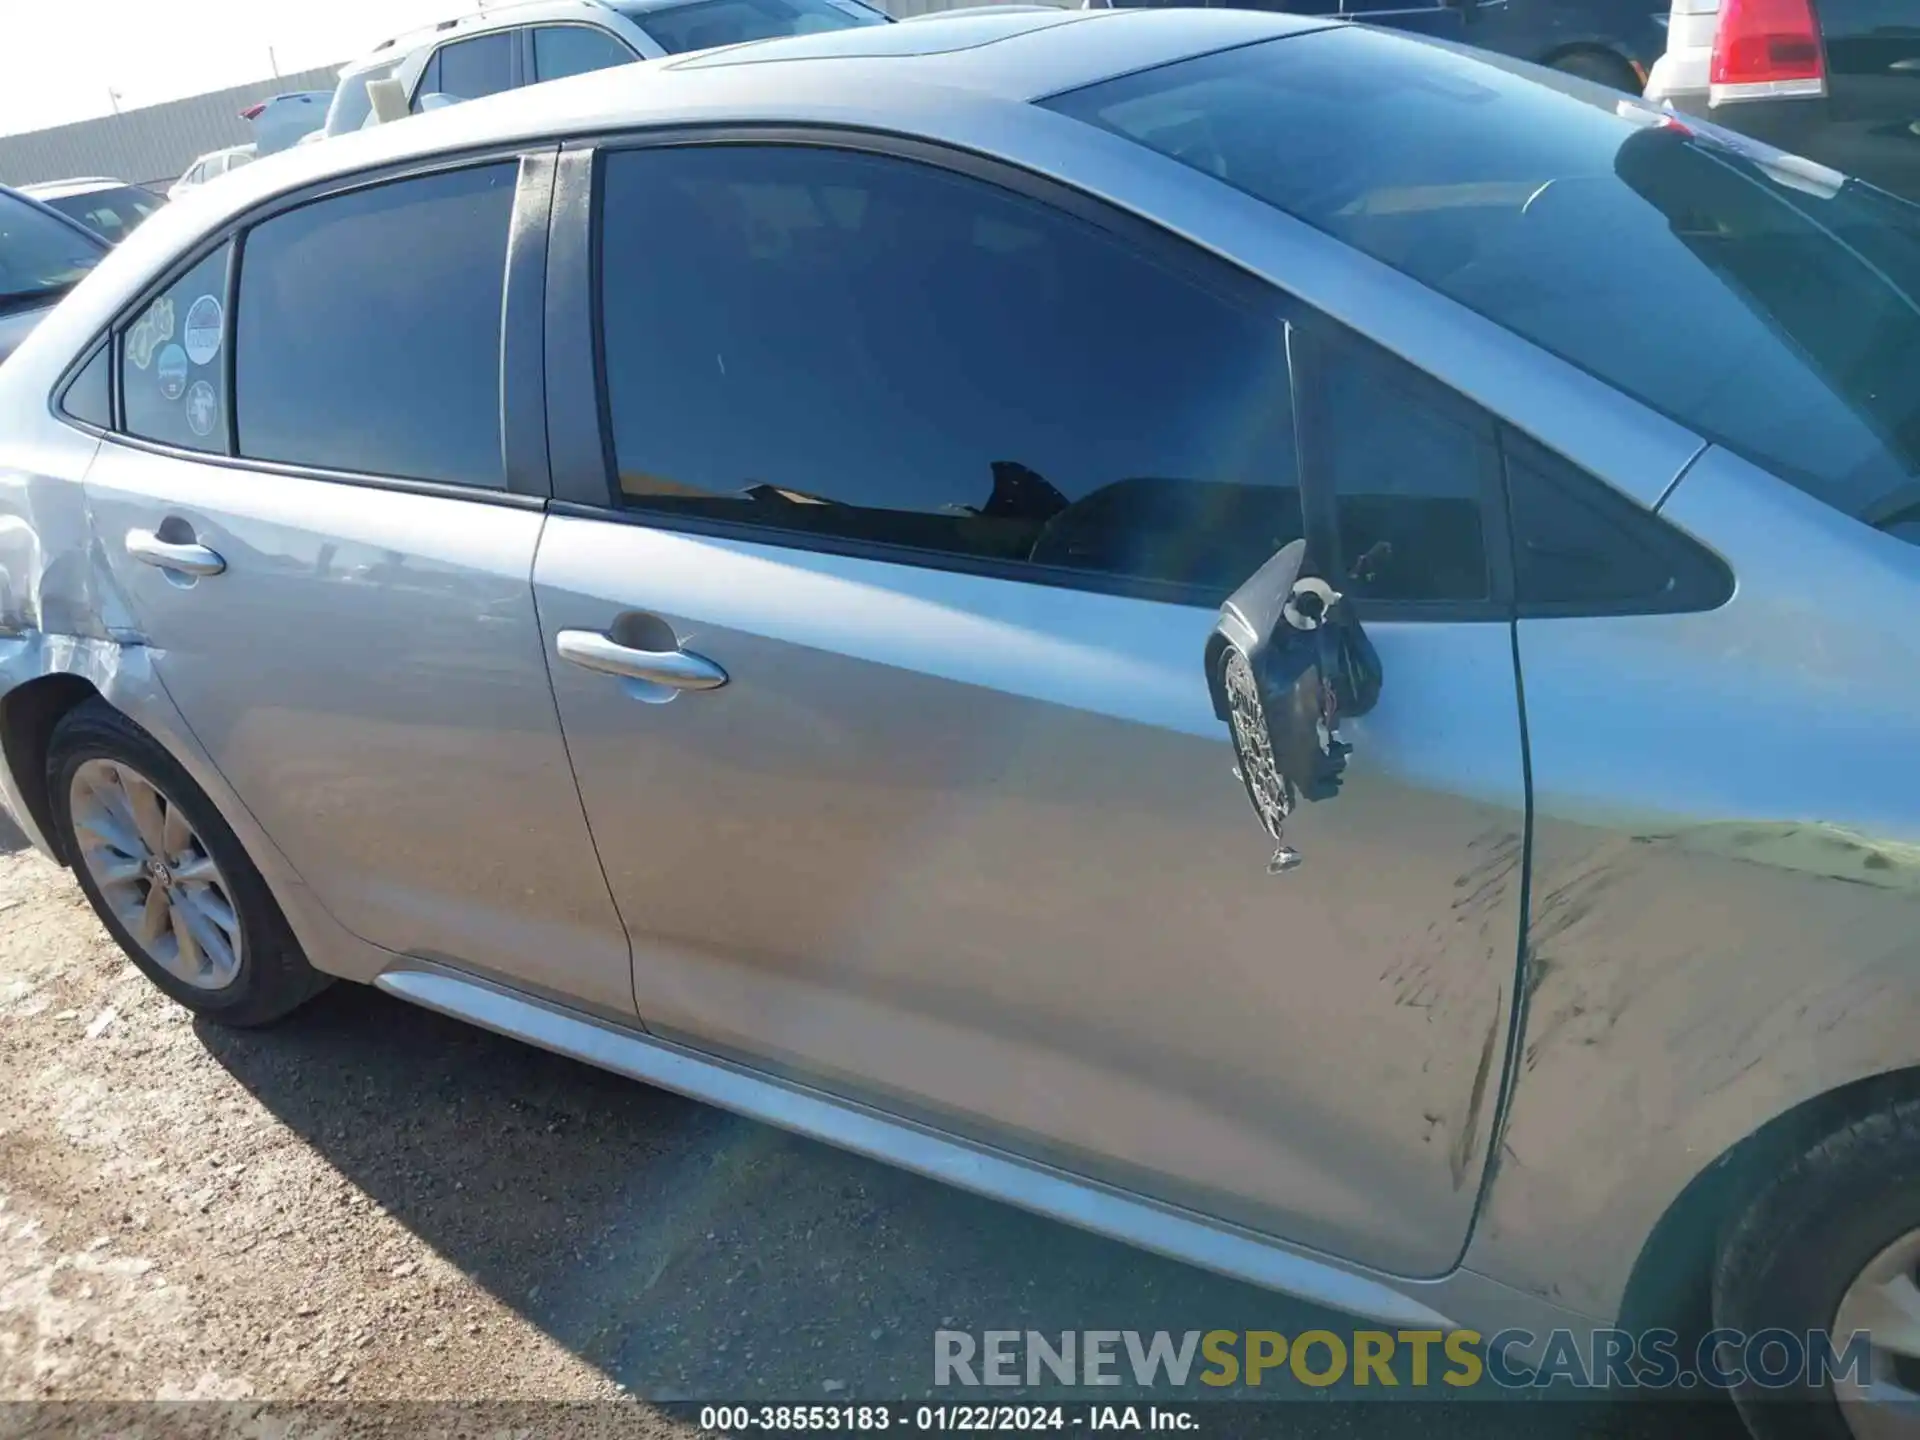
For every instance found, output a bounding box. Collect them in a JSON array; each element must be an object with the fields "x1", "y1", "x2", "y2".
[
  {"x1": 1548, "y1": 48, "x2": 1642, "y2": 94},
  {"x1": 47, "y1": 699, "x2": 326, "y2": 1026},
  {"x1": 1713, "y1": 1096, "x2": 1920, "y2": 1440}
]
